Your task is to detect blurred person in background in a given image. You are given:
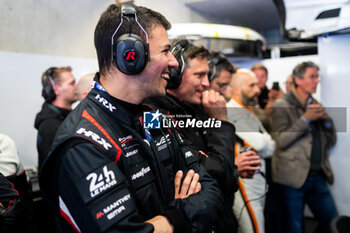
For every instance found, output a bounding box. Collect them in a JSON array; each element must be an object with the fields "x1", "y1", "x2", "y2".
[
  {"x1": 227, "y1": 69, "x2": 275, "y2": 233},
  {"x1": 270, "y1": 61, "x2": 337, "y2": 233},
  {"x1": 34, "y1": 66, "x2": 78, "y2": 169},
  {"x1": 76, "y1": 72, "x2": 95, "y2": 101}
]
